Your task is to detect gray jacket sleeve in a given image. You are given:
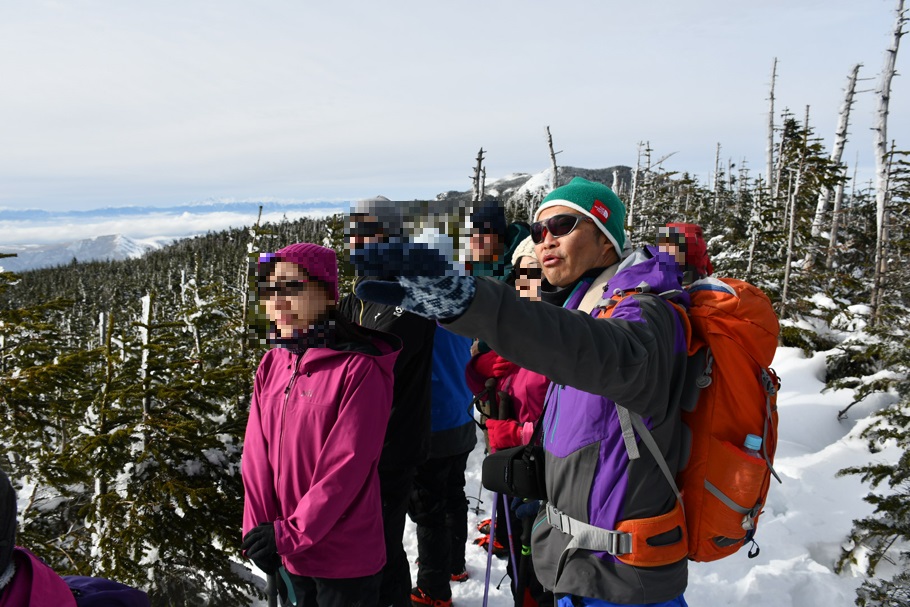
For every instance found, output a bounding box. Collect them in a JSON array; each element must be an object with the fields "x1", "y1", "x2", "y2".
[{"x1": 443, "y1": 277, "x2": 682, "y2": 417}]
